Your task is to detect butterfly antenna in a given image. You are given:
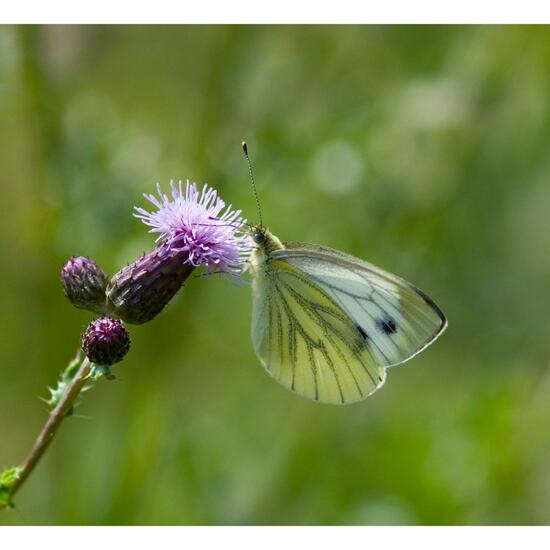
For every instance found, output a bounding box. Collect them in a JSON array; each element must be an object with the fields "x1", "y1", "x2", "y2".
[{"x1": 242, "y1": 141, "x2": 263, "y2": 228}]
